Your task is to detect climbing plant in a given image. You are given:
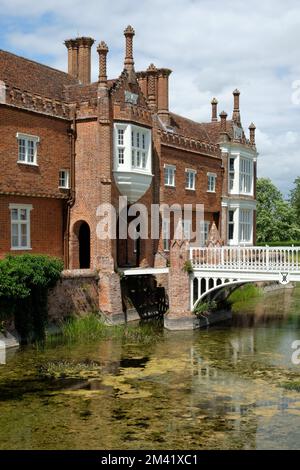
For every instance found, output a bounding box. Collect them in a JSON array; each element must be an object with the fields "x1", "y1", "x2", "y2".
[{"x1": 0, "y1": 254, "x2": 63, "y2": 343}]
